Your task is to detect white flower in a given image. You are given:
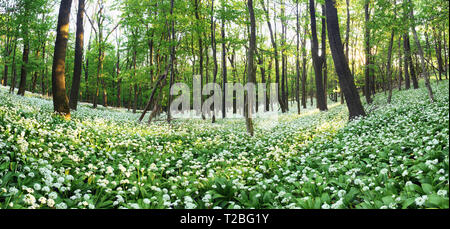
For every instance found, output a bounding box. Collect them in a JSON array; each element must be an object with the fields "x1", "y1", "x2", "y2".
[
  {"x1": 415, "y1": 195, "x2": 428, "y2": 206},
  {"x1": 162, "y1": 194, "x2": 170, "y2": 201},
  {"x1": 47, "y1": 199, "x2": 55, "y2": 208},
  {"x1": 337, "y1": 190, "x2": 346, "y2": 198},
  {"x1": 48, "y1": 192, "x2": 58, "y2": 200},
  {"x1": 321, "y1": 203, "x2": 330, "y2": 209},
  {"x1": 402, "y1": 170, "x2": 408, "y2": 177},
  {"x1": 437, "y1": 190, "x2": 447, "y2": 197},
  {"x1": 23, "y1": 194, "x2": 36, "y2": 205},
  {"x1": 39, "y1": 197, "x2": 47, "y2": 204},
  {"x1": 55, "y1": 202, "x2": 67, "y2": 209},
  {"x1": 33, "y1": 184, "x2": 41, "y2": 191}
]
